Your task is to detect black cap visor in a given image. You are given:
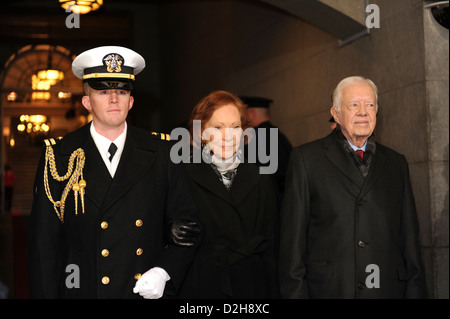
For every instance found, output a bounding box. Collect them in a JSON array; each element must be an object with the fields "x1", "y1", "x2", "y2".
[{"x1": 86, "y1": 78, "x2": 133, "y2": 90}]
